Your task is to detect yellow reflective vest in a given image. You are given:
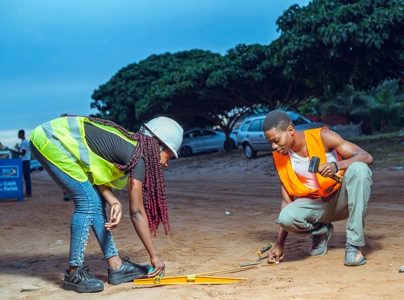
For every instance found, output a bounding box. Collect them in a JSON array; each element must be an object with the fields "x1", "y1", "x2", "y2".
[
  {"x1": 30, "y1": 116, "x2": 138, "y2": 190},
  {"x1": 273, "y1": 127, "x2": 345, "y2": 199}
]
